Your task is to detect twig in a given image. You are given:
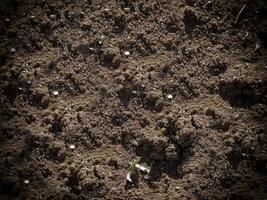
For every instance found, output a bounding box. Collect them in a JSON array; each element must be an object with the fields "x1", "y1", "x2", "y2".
[{"x1": 235, "y1": 4, "x2": 247, "y2": 24}]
